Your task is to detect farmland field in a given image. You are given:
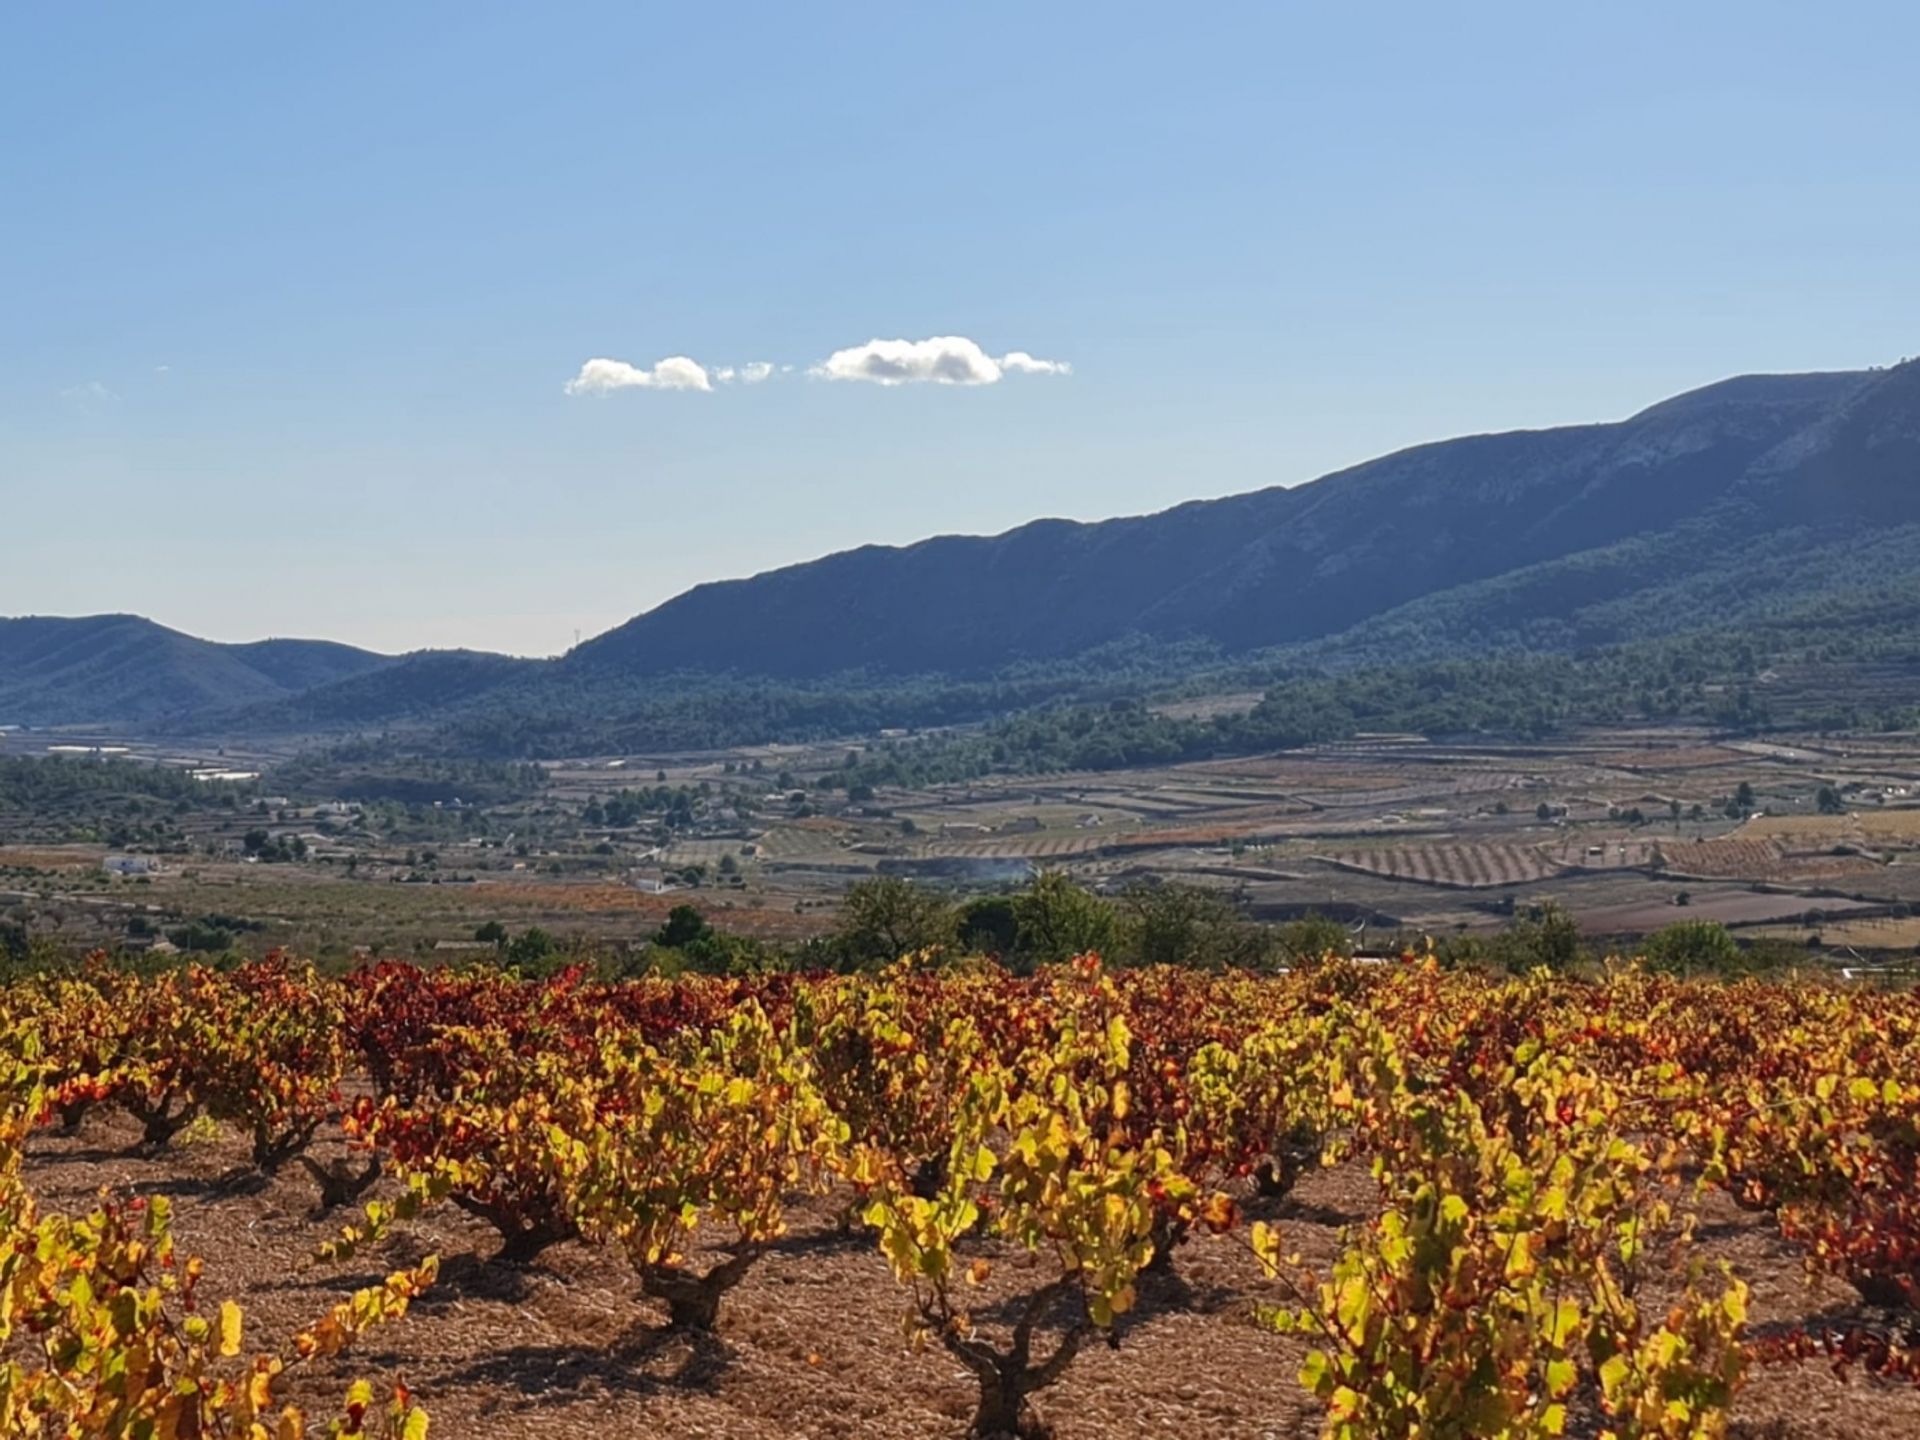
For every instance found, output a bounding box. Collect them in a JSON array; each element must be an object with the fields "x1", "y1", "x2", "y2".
[
  {"x1": 1319, "y1": 842, "x2": 1565, "y2": 888},
  {"x1": 1748, "y1": 914, "x2": 1920, "y2": 951},
  {"x1": 471, "y1": 880, "x2": 828, "y2": 940},
  {"x1": 1574, "y1": 891, "x2": 1881, "y2": 935},
  {"x1": 1658, "y1": 836, "x2": 1886, "y2": 885},
  {"x1": 1659, "y1": 837, "x2": 1795, "y2": 878},
  {"x1": 21, "y1": 717, "x2": 1920, "y2": 961}
]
